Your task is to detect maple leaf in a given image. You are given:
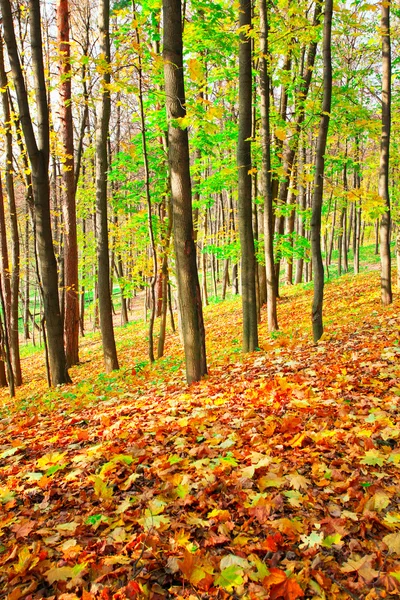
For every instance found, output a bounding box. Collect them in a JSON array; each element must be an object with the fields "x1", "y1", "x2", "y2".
[
  {"x1": 360, "y1": 450, "x2": 386, "y2": 466},
  {"x1": 89, "y1": 475, "x2": 114, "y2": 500},
  {"x1": 12, "y1": 546, "x2": 39, "y2": 575},
  {"x1": 383, "y1": 532, "x2": 400, "y2": 555},
  {"x1": 215, "y1": 564, "x2": 244, "y2": 590},
  {"x1": 45, "y1": 563, "x2": 87, "y2": 584},
  {"x1": 11, "y1": 520, "x2": 35, "y2": 539},
  {"x1": 341, "y1": 554, "x2": 379, "y2": 583},
  {"x1": 299, "y1": 531, "x2": 323, "y2": 549},
  {"x1": 178, "y1": 550, "x2": 214, "y2": 586},
  {"x1": 0, "y1": 486, "x2": 15, "y2": 504},
  {"x1": 36, "y1": 451, "x2": 67, "y2": 469},
  {"x1": 263, "y1": 568, "x2": 287, "y2": 587},
  {"x1": 269, "y1": 577, "x2": 305, "y2": 600},
  {"x1": 286, "y1": 472, "x2": 310, "y2": 491}
]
